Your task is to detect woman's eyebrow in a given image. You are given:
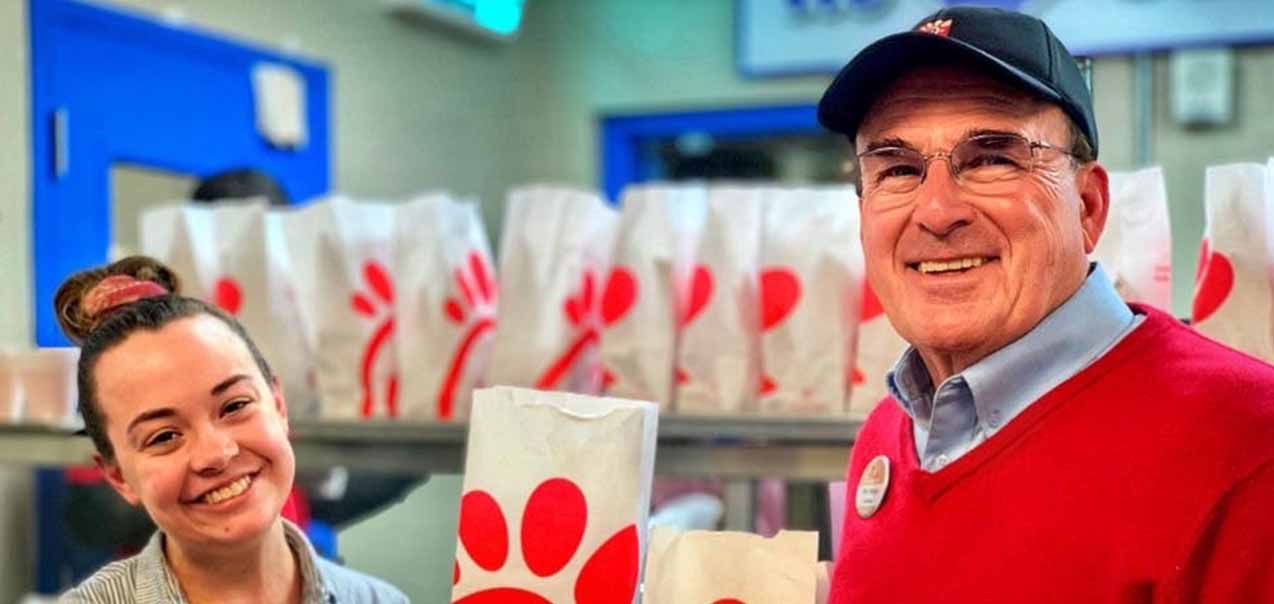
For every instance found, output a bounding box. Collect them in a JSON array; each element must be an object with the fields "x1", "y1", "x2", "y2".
[
  {"x1": 210, "y1": 374, "x2": 252, "y2": 397},
  {"x1": 126, "y1": 407, "x2": 177, "y2": 436}
]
